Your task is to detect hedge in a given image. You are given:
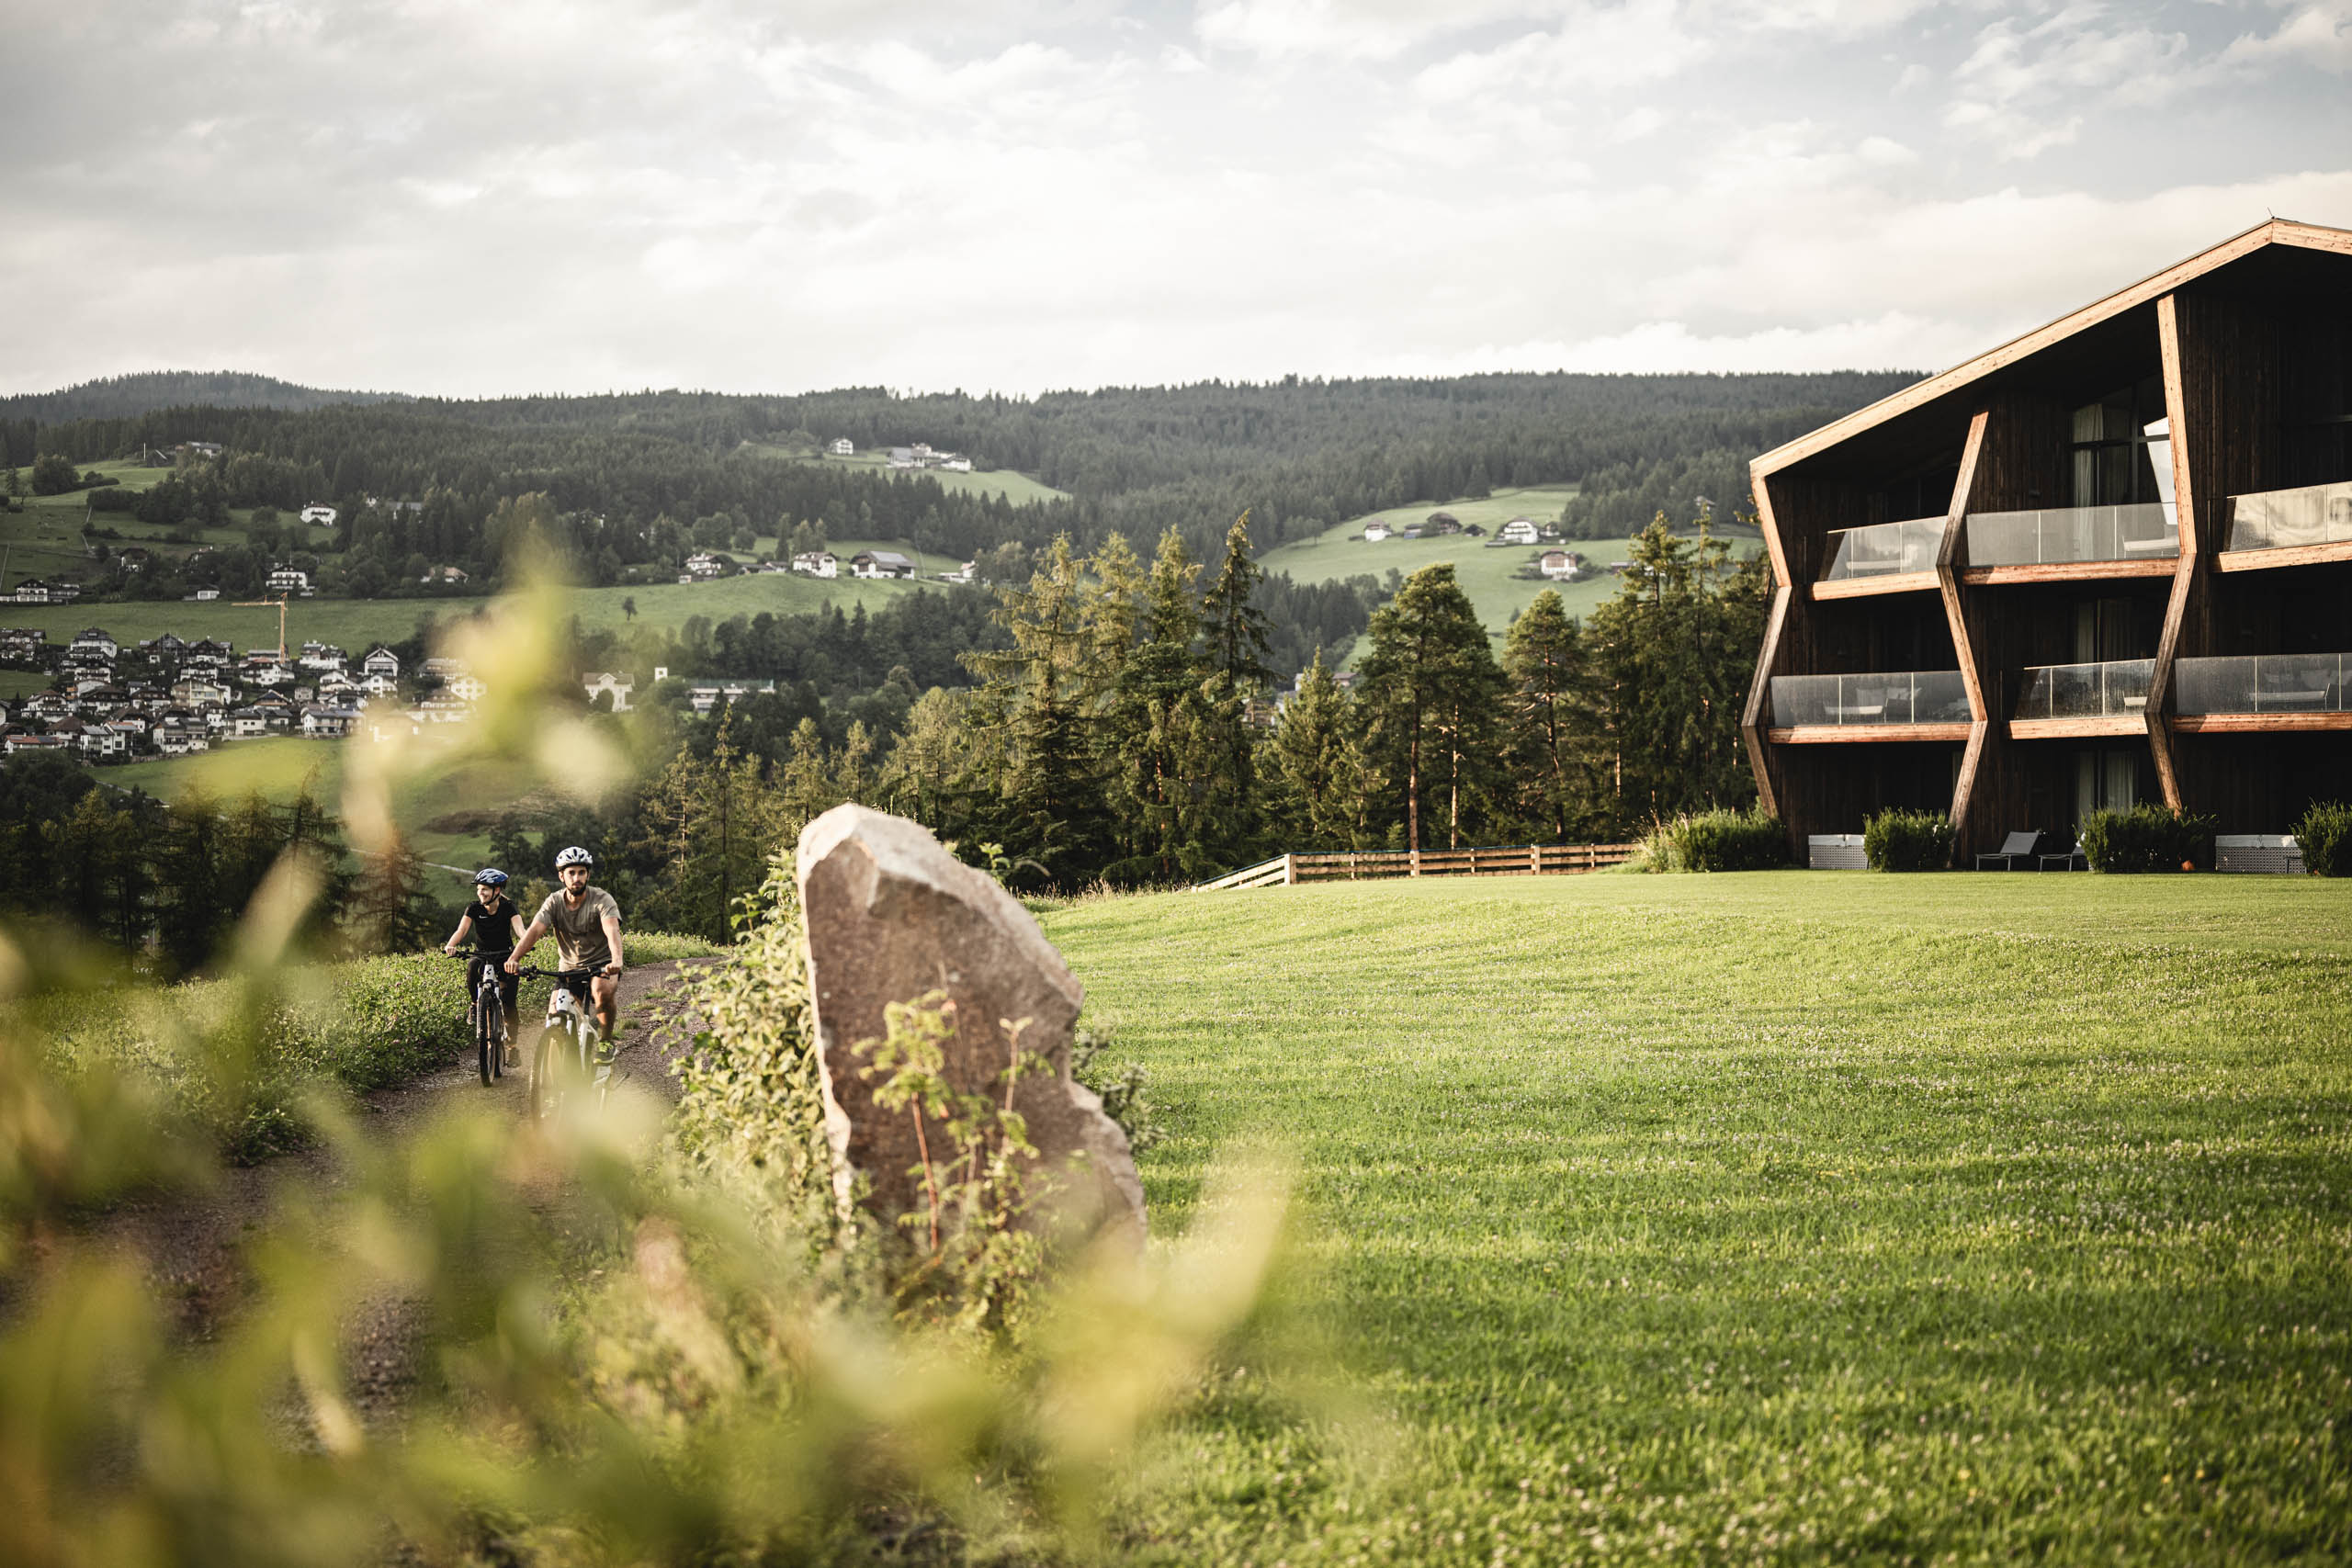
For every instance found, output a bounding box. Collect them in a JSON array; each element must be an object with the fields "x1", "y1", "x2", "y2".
[
  {"x1": 2292, "y1": 801, "x2": 2352, "y2": 877},
  {"x1": 2080, "y1": 804, "x2": 2216, "y2": 874},
  {"x1": 1864, "y1": 808, "x2": 1953, "y2": 872},
  {"x1": 1639, "y1": 808, "x2": 1787, "y2": 873}
]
